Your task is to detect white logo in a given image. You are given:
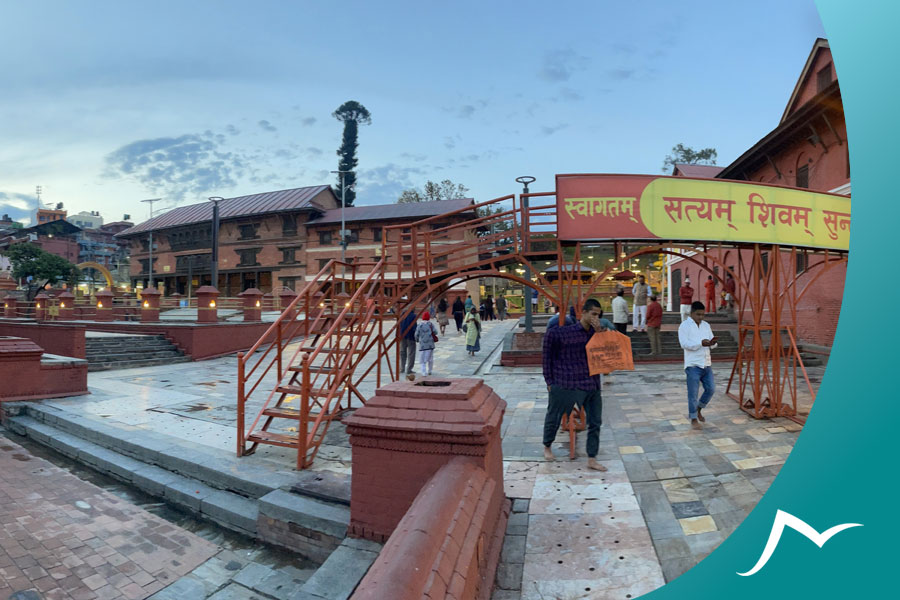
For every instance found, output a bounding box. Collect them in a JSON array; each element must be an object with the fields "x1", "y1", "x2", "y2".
[{"x1": 737, "y1": 509, "x2": 862, "y2": 576}]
